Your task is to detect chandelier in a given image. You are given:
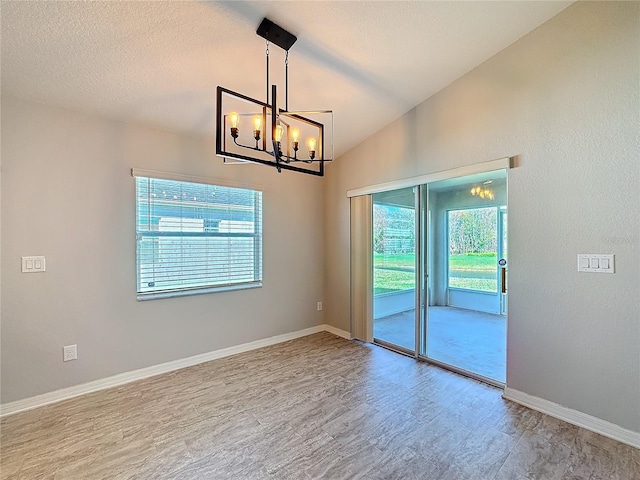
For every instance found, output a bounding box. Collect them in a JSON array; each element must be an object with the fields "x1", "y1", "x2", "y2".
[
  {"x1": 470, "y1": 181, "x2": 495, "y2": 200},
  {"x1": 216, "y1": 18, "x2": 333, "y2": 176}
]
